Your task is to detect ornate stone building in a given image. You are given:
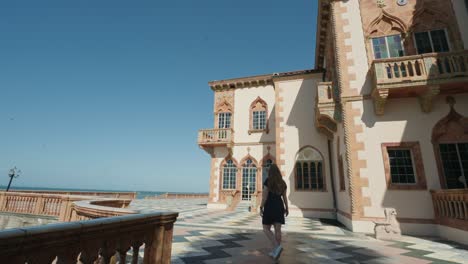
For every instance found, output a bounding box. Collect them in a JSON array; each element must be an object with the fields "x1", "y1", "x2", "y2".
[{"x1": 198, "y1": 0, "x2": 468, "y2": 244}]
